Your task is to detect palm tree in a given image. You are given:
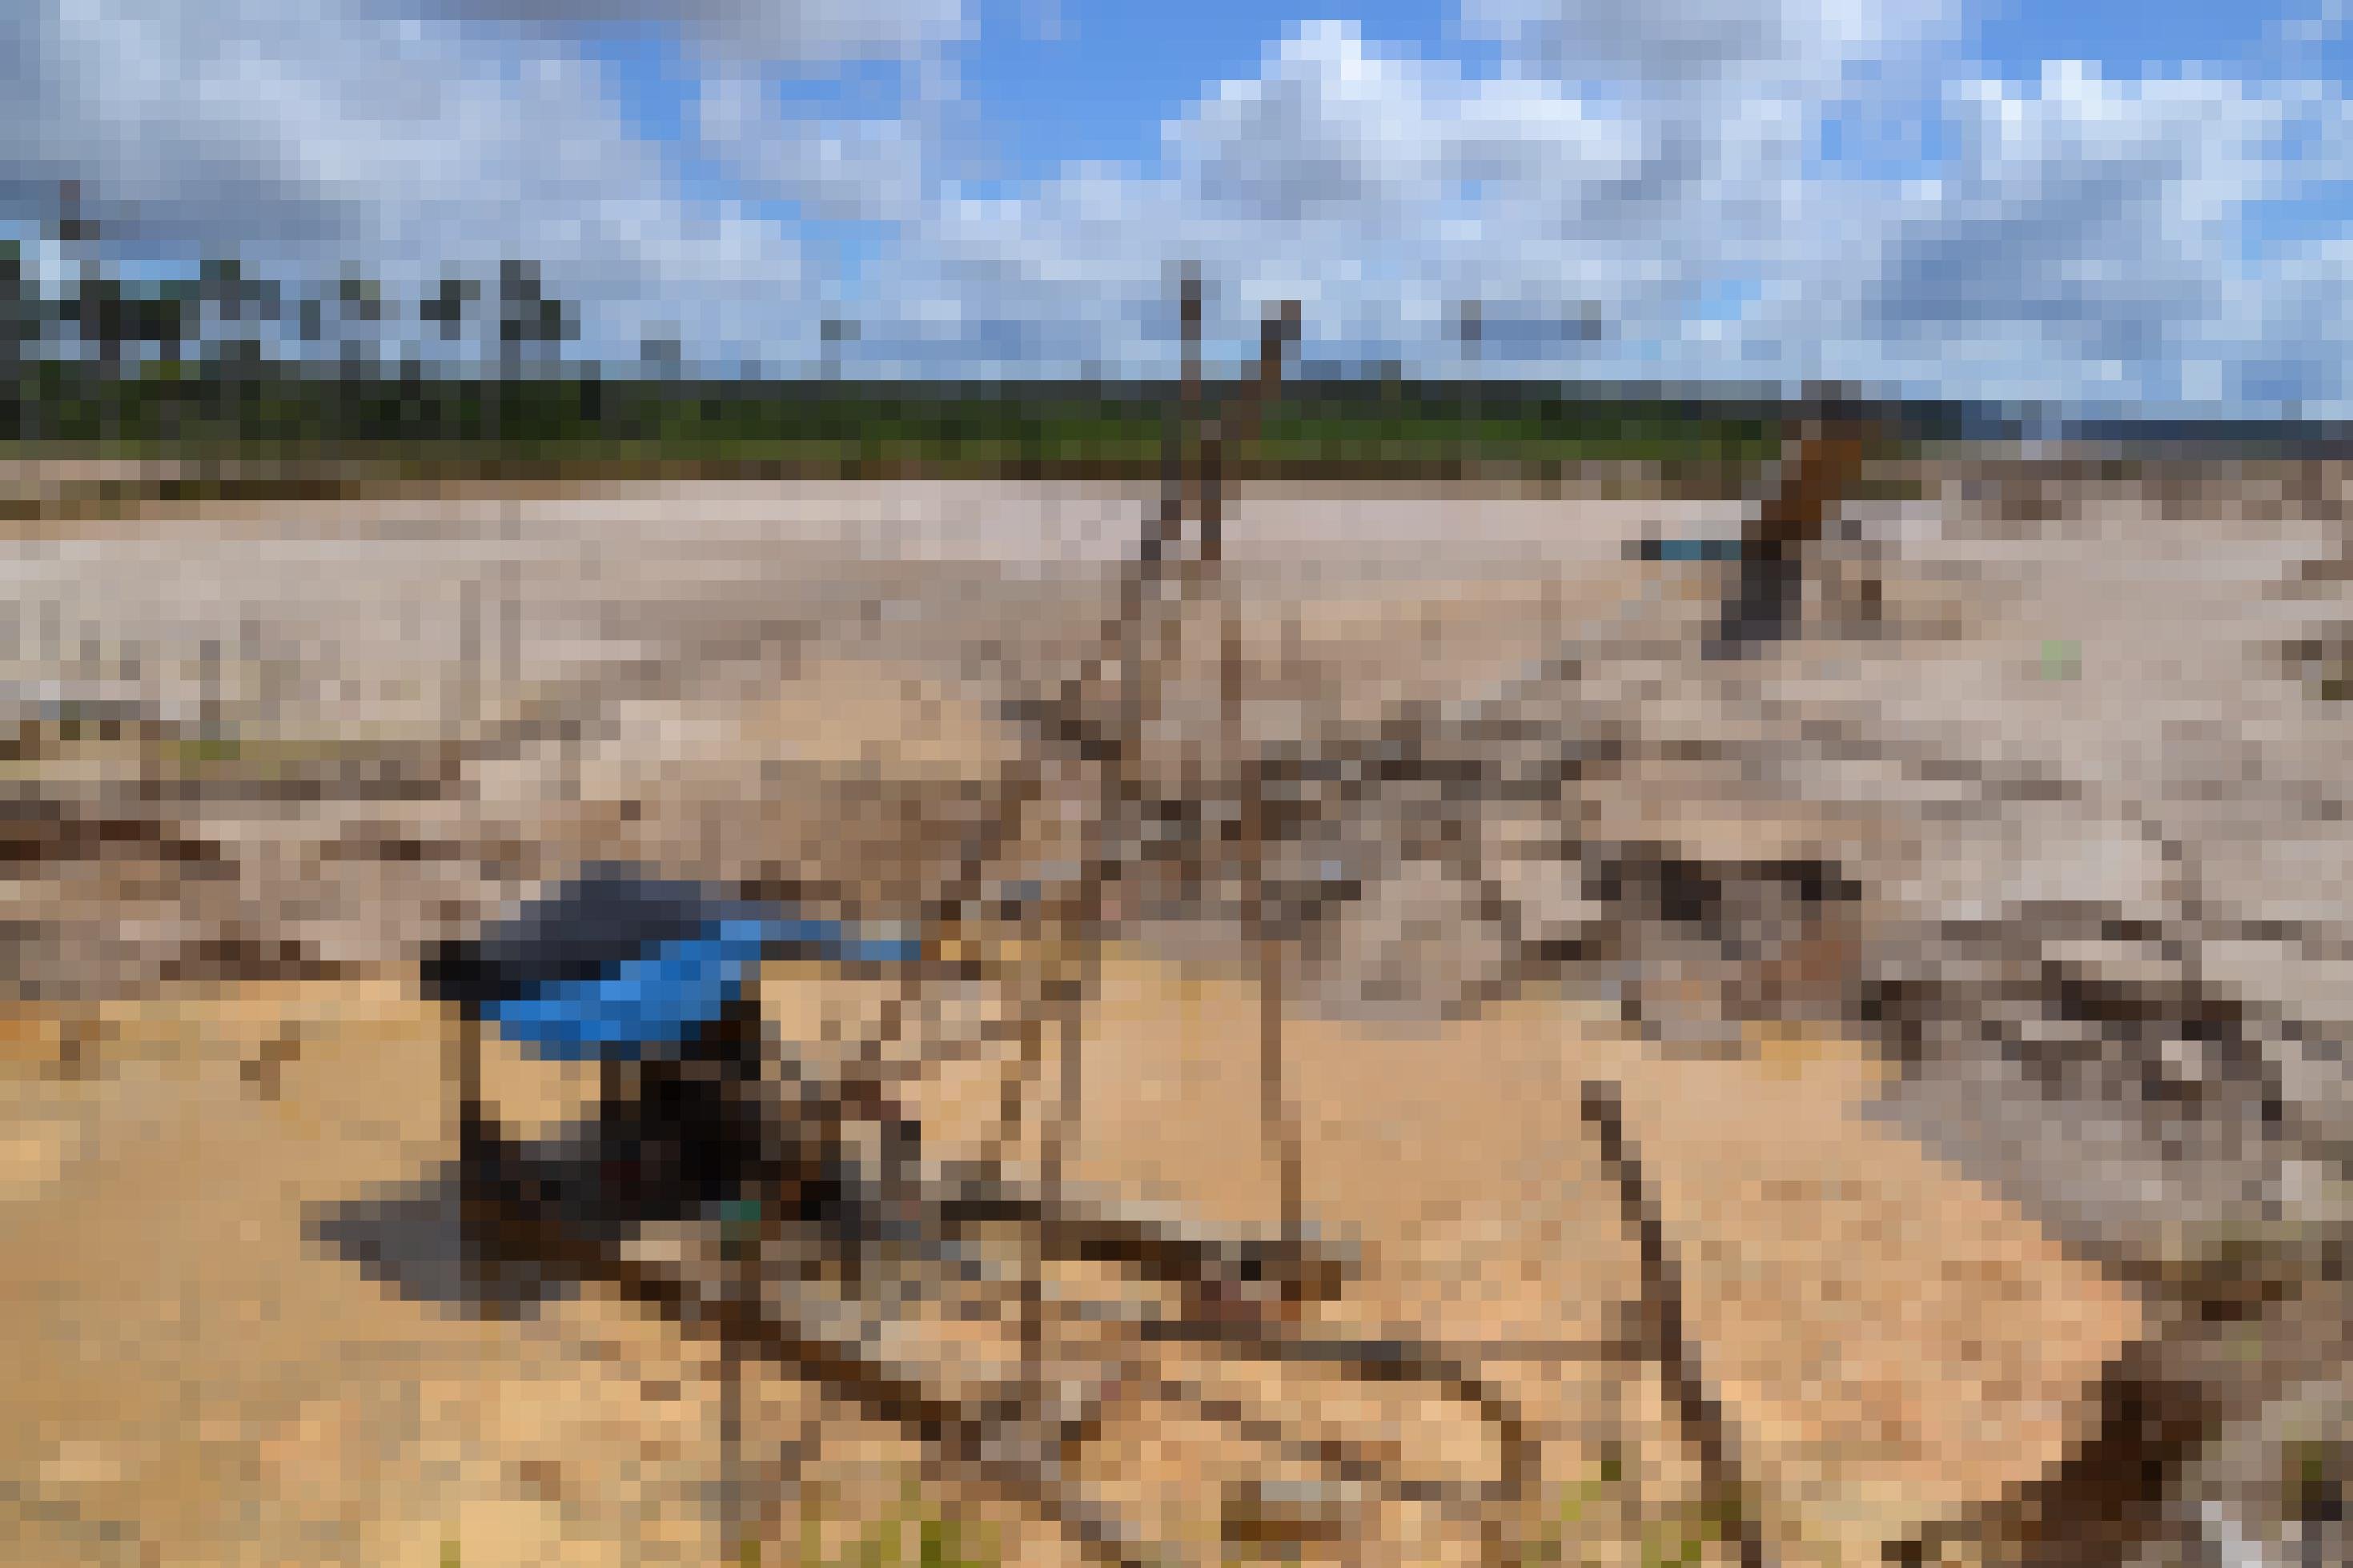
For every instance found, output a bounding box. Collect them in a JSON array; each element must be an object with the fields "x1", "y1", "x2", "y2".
[
  {"x1": 0, "y1": 239, "x2": 33, "y2": 440},
  {"x1": 496, "y1": 259, "x2": 576, "y2": 375},
  {"x1": 423, "y1": 273, "x2": 481, "y2": 344},
  {"x1": 639, "y1": 329, "x2": 682, "y2": 379},
  {"x1": 1455, "y1": 299, "x2": 1484, "y2": 467},
  {"x1": 820, "y1": 315, "x2": 858, "y2": 381},
  {"x1": 72, "y1": 273, "x2": 192, "y2": 375},
  {"x1": 336, "y1": 270, "x2": 387, "y2": 328}
]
